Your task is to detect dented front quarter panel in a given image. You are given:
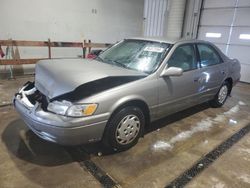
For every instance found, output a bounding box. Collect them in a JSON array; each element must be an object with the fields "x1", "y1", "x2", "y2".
[{"x1": 77, "y1": 73, "x2": 159, "y2": 121}]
